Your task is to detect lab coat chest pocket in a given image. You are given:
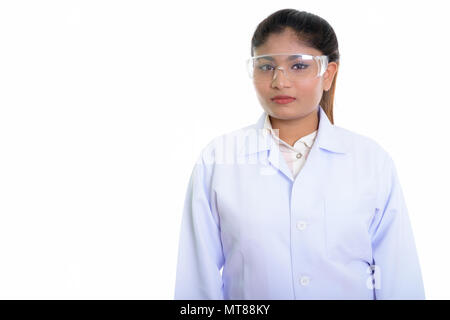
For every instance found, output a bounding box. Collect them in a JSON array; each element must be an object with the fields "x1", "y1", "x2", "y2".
[{"x1": 324, "y1": 193, "x2": 376, "y2": 262}]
